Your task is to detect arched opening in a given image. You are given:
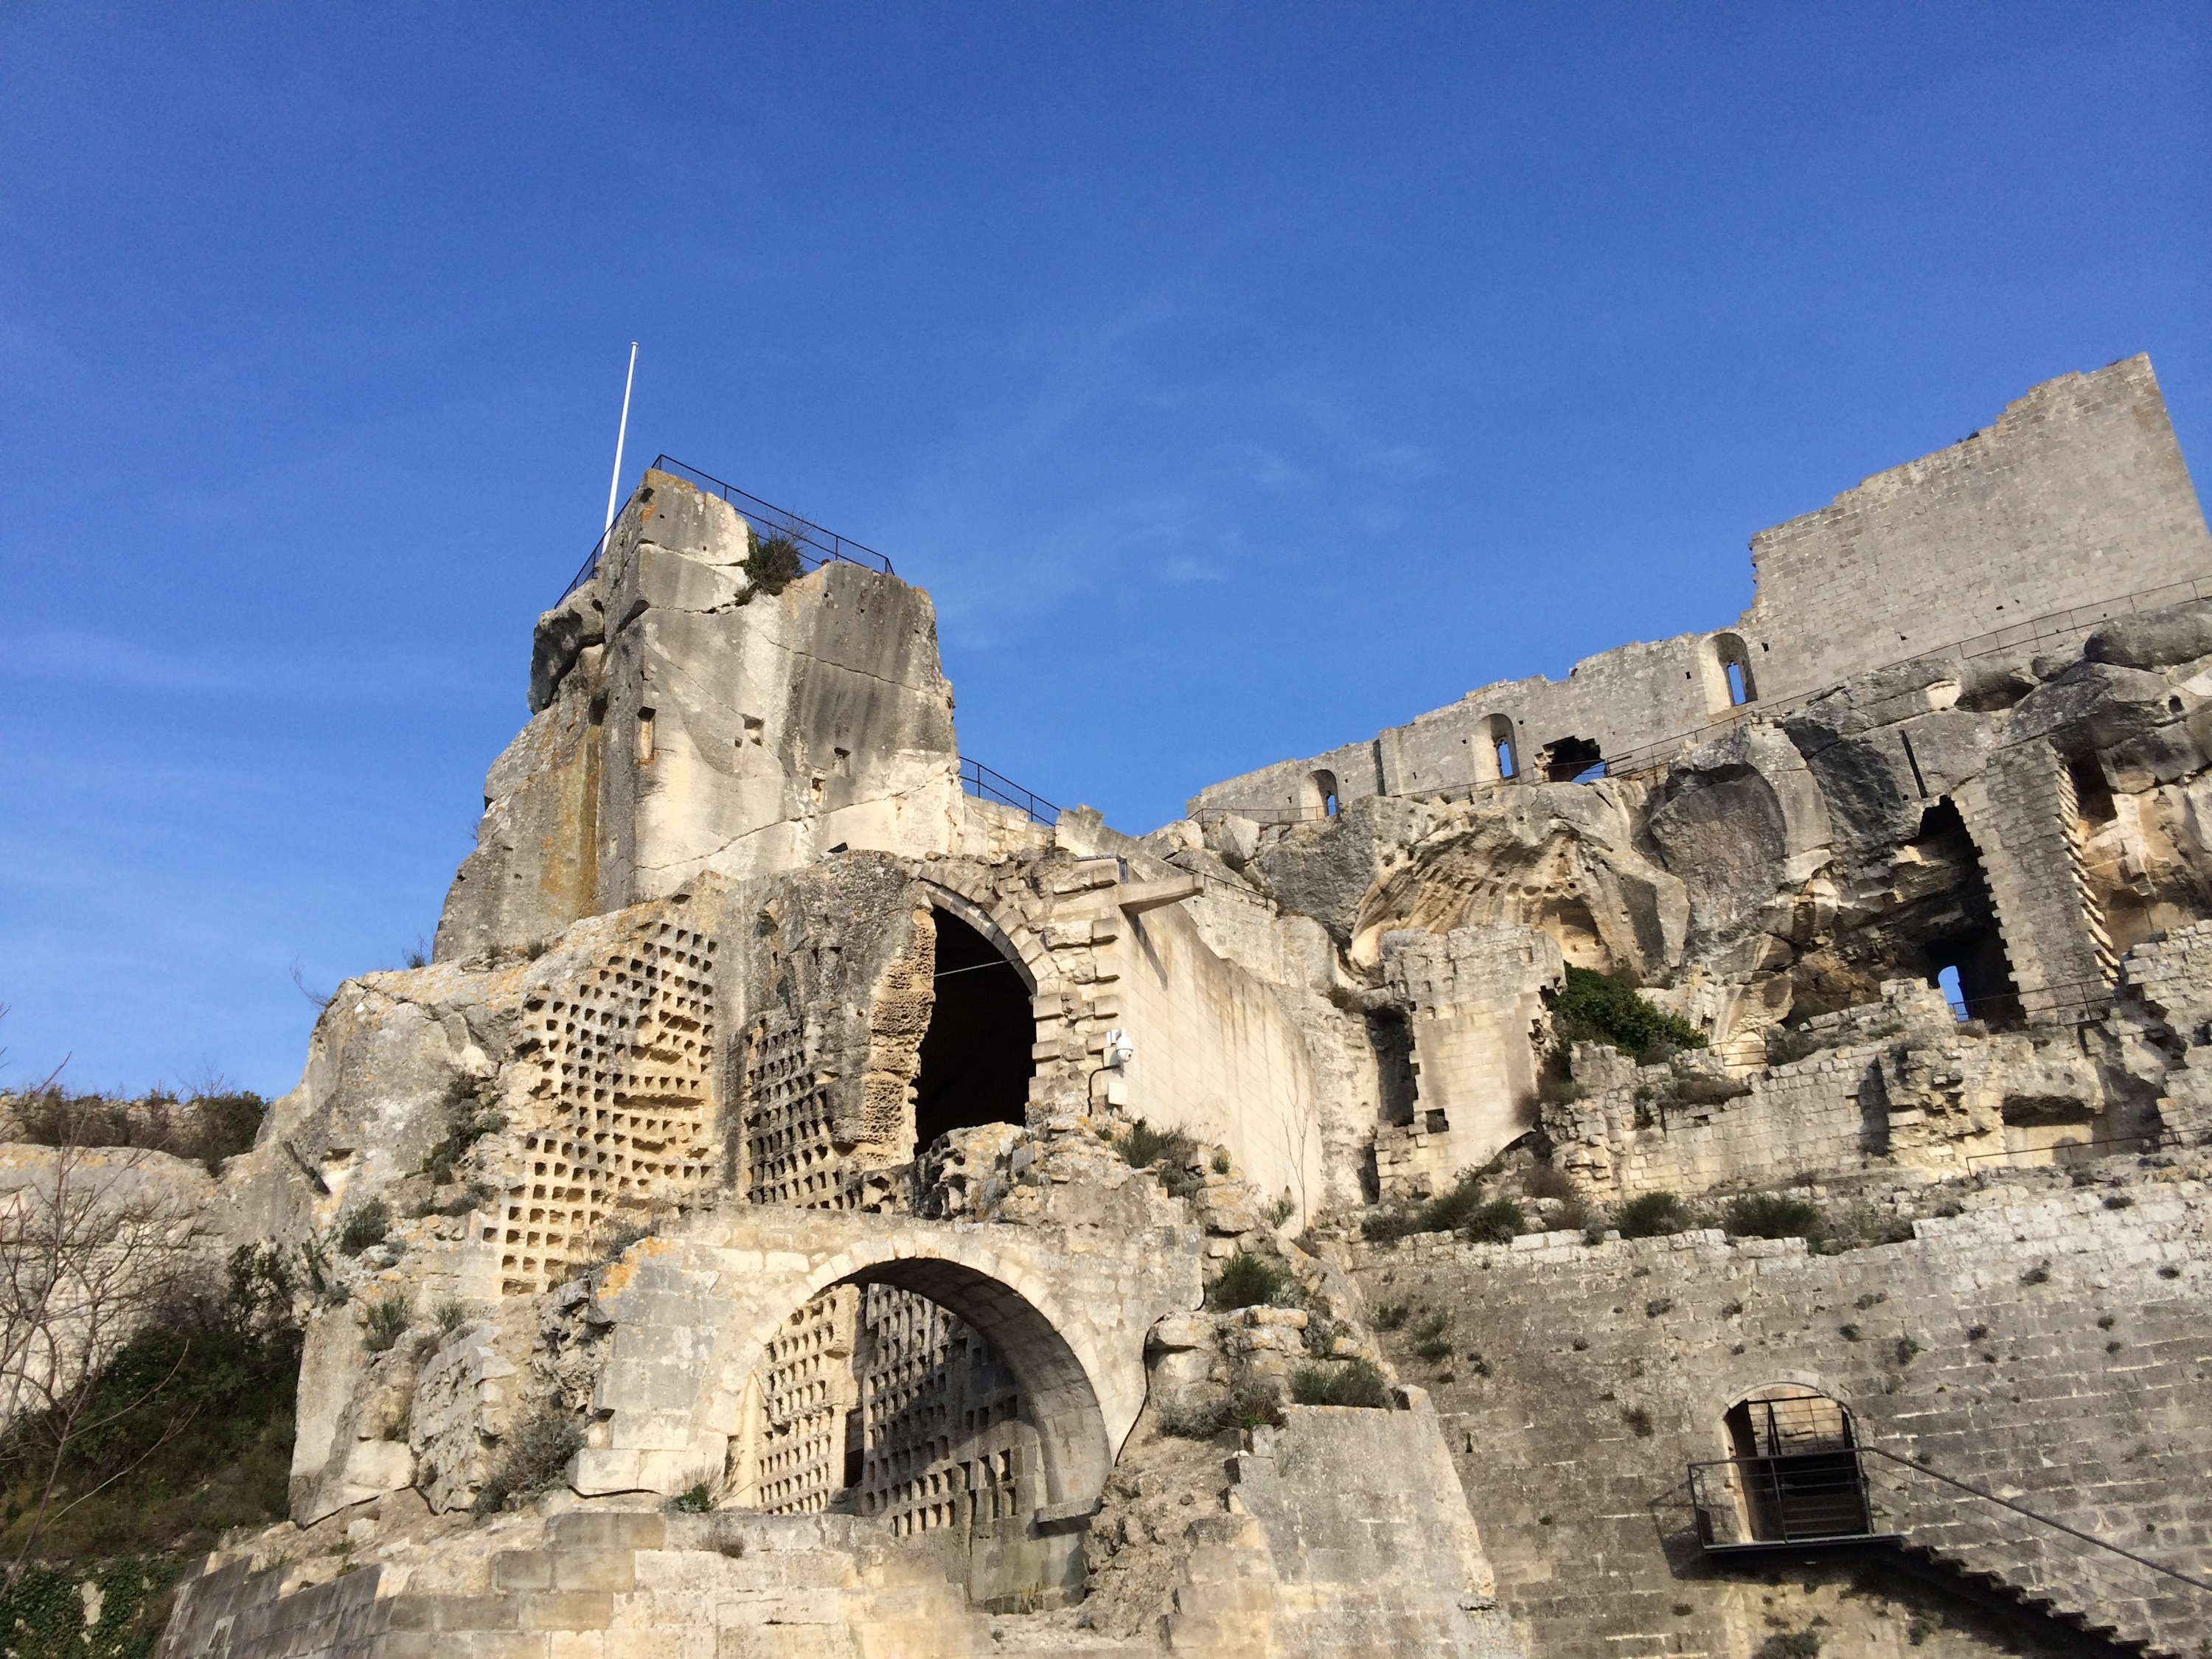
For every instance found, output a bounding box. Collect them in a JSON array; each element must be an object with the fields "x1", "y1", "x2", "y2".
[
  {"x1": 913, "y1": 908, "x2": 1036, "y2": 1155},
  {"x1": 728, "y1": 1254, "x2": 1107, "y2": 1608},
  {"x1": 1691, "y1": 1385, "x2": 1873, "y2": 1548},
  {"x1": 1541, "y1": 734, "x2": 1604, "y2": 783},
  {"x1": 1705, "y1": 632, "x2": 1759, "y2": 713},
  {"x1": 1306, "y1": 768, "x2": 1340, "y2": 818},
  {"x1": 1475, "y1": 714, "x2": 1518, "y2": 783}
]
